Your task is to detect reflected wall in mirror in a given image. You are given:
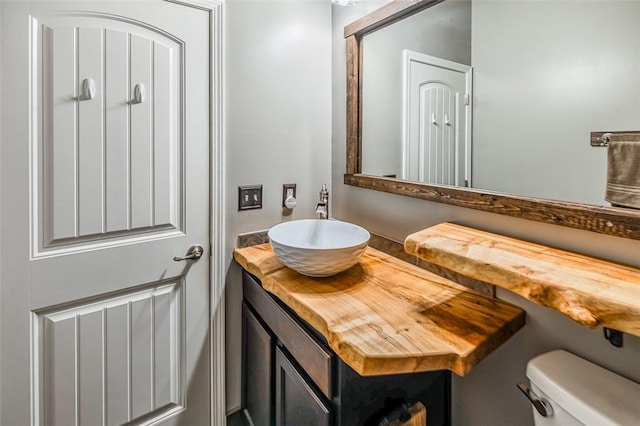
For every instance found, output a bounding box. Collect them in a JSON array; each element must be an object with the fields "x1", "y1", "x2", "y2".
[{"x1": 360, "y1": 0, "x2": 640, "y2": 206}]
